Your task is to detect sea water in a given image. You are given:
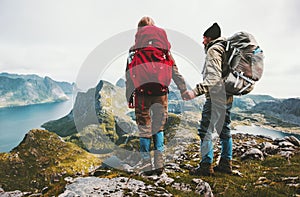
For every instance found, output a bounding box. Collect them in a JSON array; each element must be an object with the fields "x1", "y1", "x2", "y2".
[
  {"x1": 1, "y1": 98, "x2": 299, "y2": 153},
  {"x1": 0, "y1": 96, "x2": 74, "y2": 152},
  {"x1": 233, "y1": 125, "x2": 300, "y2": 140}
]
